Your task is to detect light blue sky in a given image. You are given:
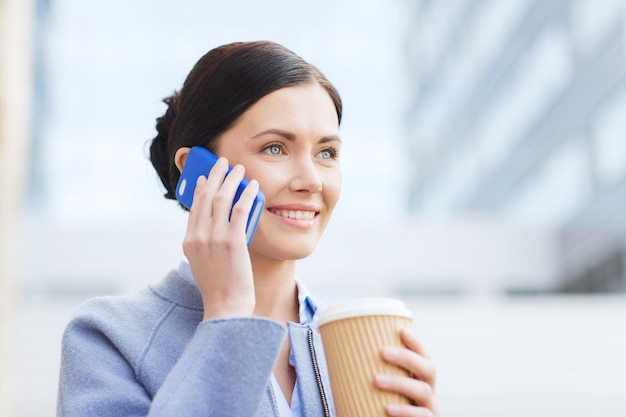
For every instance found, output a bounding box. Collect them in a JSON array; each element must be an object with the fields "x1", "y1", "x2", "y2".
[{"x1": 36, "y1": 0, "x2": 414, "y2": 226}]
